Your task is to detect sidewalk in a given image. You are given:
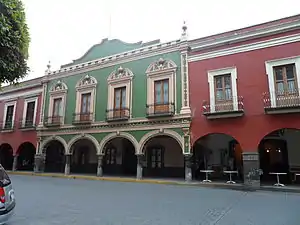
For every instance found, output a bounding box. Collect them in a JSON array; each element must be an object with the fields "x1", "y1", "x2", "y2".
[{"x1": 7, "y1": 171, "x2": 300, "y2": 194}]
